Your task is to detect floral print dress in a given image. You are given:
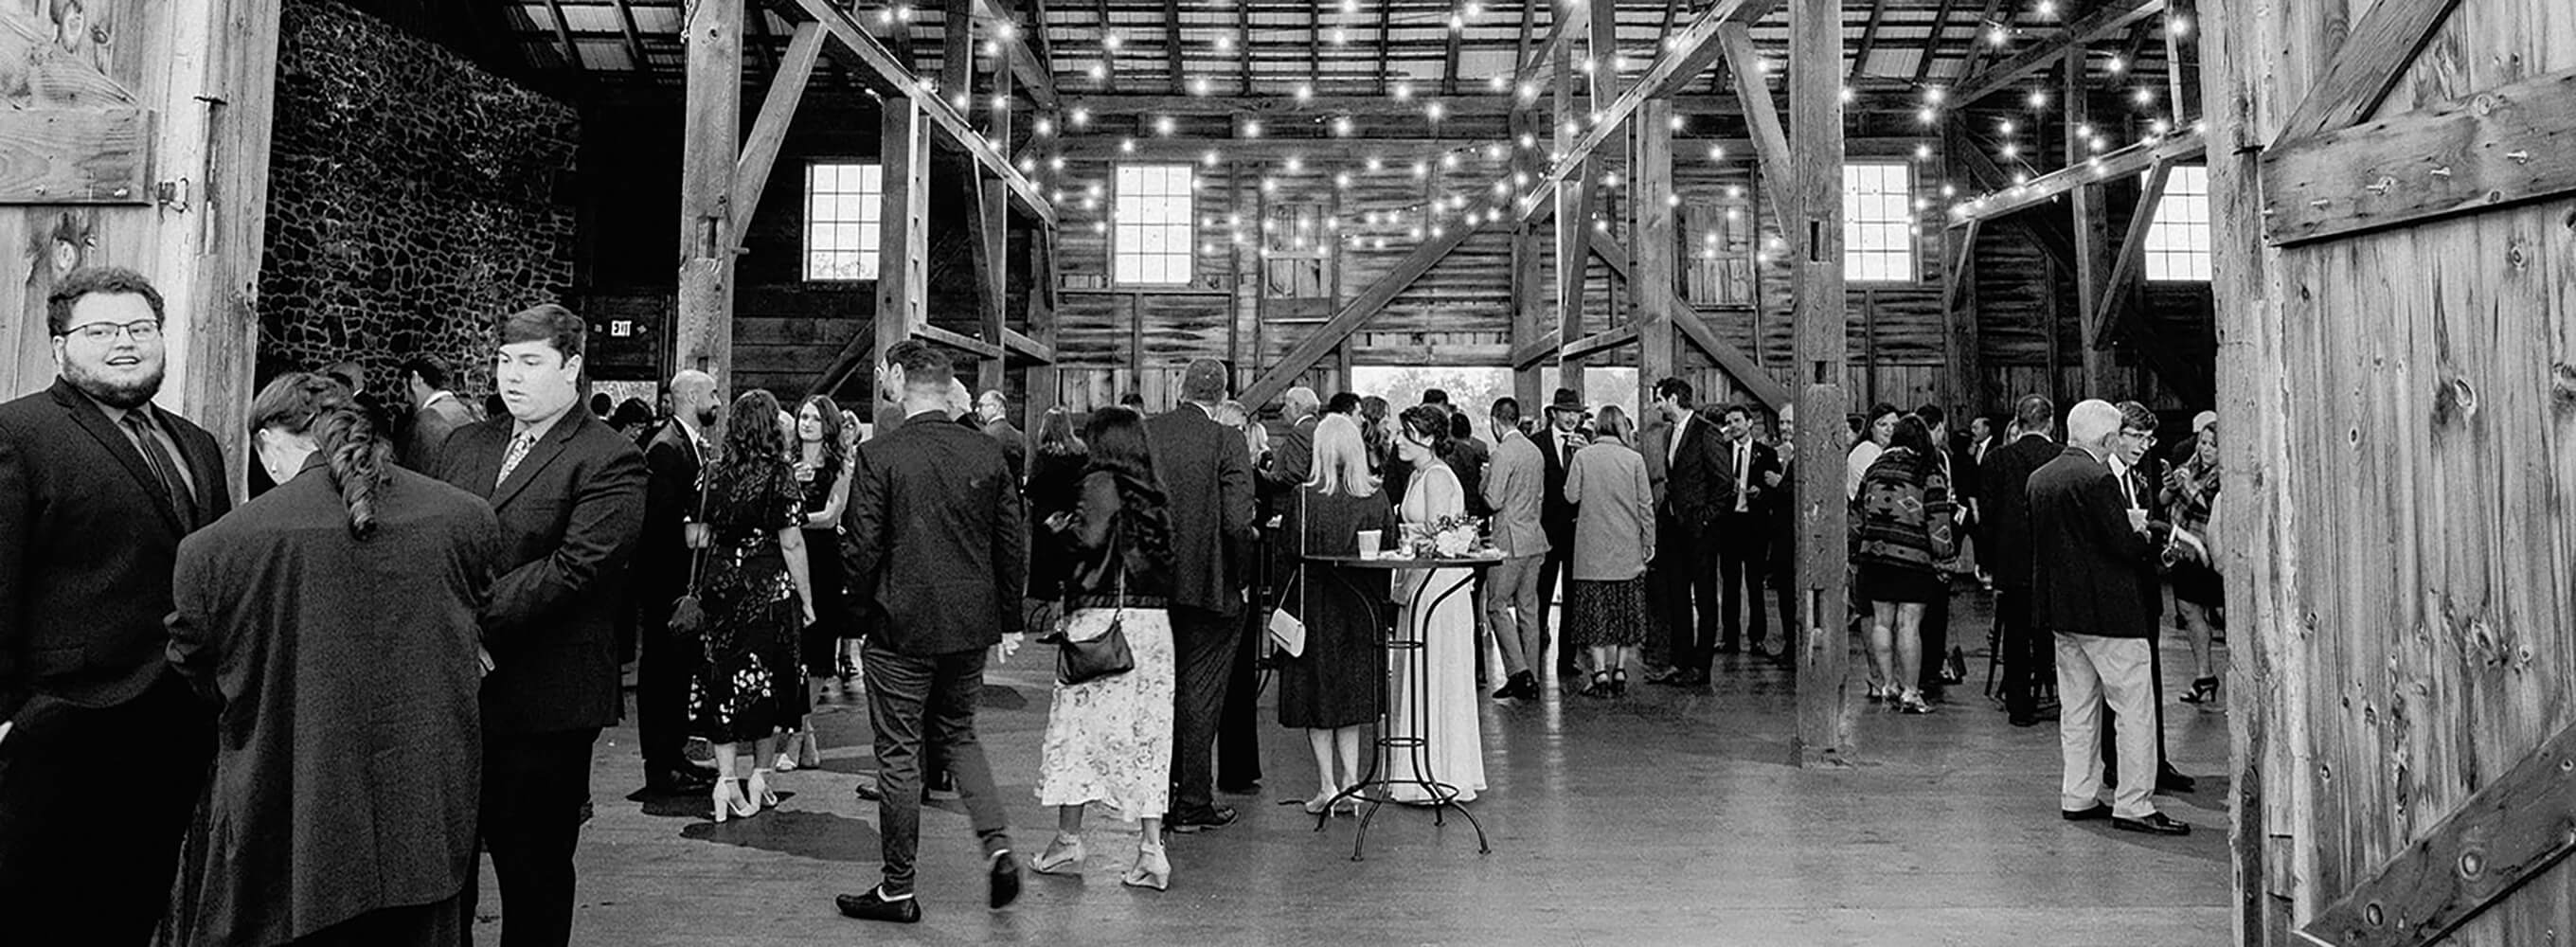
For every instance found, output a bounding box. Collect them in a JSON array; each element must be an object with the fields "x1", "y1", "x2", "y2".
[{"x1": 686, "y1": 456, "x2": 805, "y2": 743}]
